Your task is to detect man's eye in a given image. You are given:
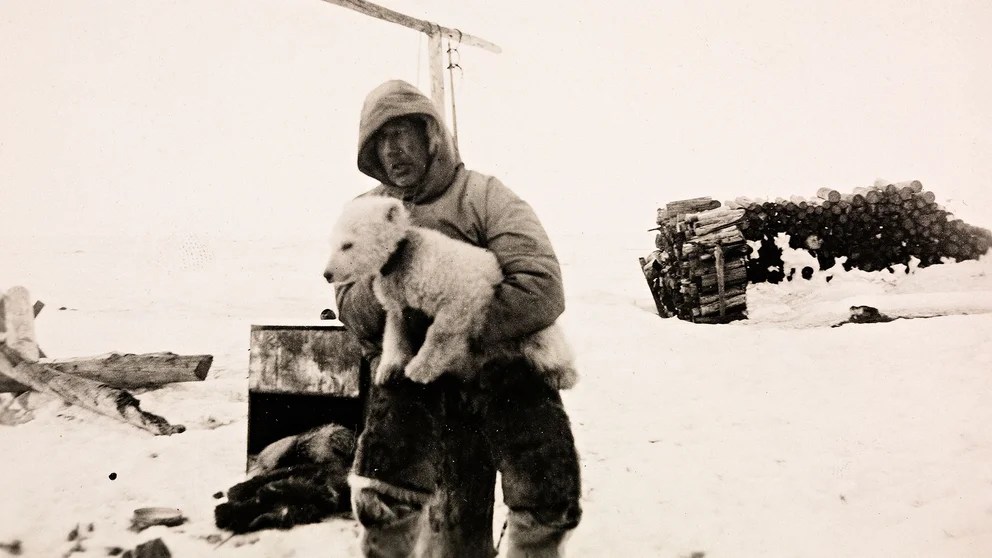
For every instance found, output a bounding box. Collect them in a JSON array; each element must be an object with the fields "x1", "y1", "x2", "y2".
[{"x1": 341, "y1": 242, "x2": 353, "y2": 251}]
